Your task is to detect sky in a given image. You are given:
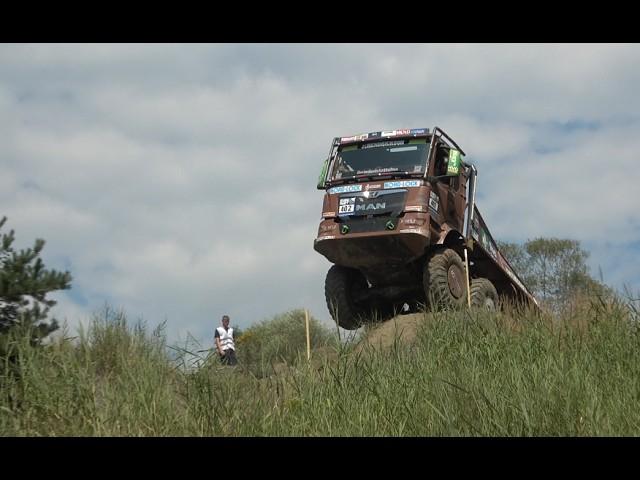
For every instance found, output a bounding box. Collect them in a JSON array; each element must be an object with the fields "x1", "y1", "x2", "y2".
[{"x1": 1, "y1": 43, "x2": 639, "y2": 346}]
